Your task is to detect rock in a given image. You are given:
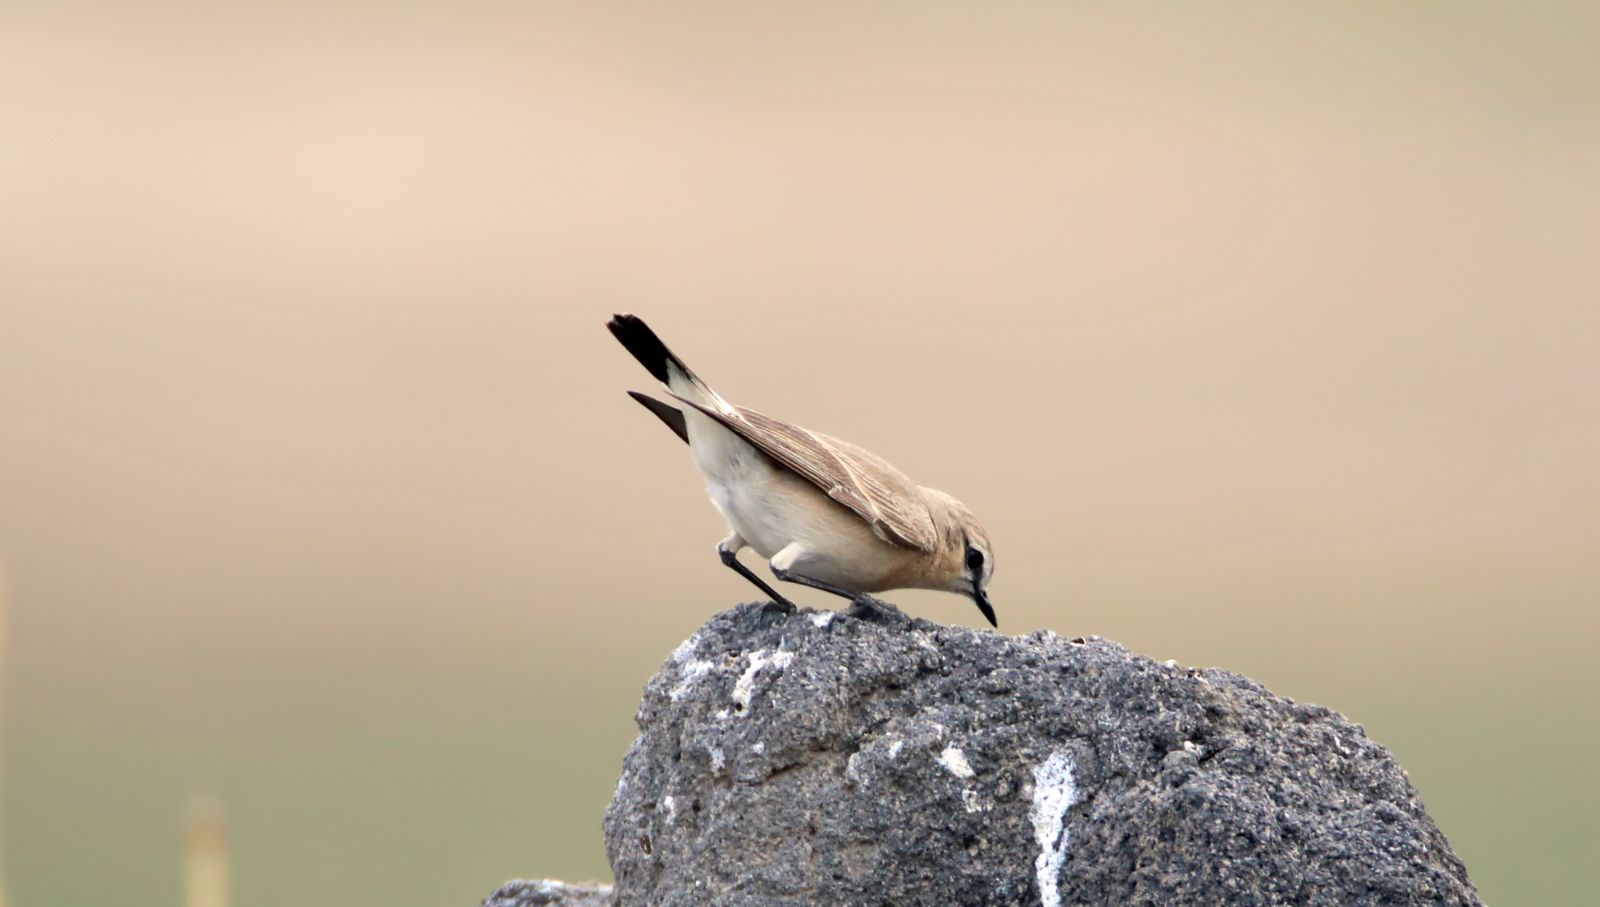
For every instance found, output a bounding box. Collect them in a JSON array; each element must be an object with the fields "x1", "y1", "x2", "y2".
[
  {"x1": 602, "y1": 599, "x2": 1482, "y2": 907},
  {"x1": 479, "y1": 879, "x2": 613, "y2": 907}
]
